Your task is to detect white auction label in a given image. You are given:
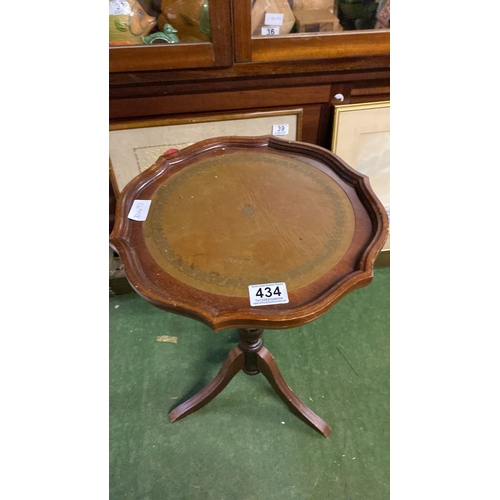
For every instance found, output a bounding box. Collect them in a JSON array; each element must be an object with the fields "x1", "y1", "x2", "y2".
[
  {"x1": 272, "y1": 124, "x2": 289, "y2": 136},
  {"x1": 248, "y1": 282, "x2": 289, "y2": 306},
  {"x1": 264, "y1": 13, "x2": 283, "y2": 26},
  {"x1": 127, "y1": 200, "x2": 151, "y2": 221},
  {"x1": 261, "y1": 26, "x2": 280, "y2": 35}
]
